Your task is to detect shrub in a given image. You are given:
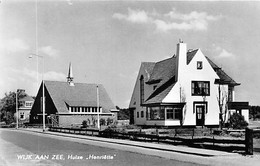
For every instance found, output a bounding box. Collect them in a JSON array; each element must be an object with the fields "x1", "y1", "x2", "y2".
[
  {"x1": 228, "y1": 113, "x2": 248, "y2": 129},
  {"x1": 106, "y1": 118, "x2": 113, "y2": 125},
  {"x1": 100, "y1": 118, "x2": 106, "y2": 126},
  {"x1": 82, "y1": 120, "x2": 88, "y2": 128},
  {"x1": 229, "y1": 132, "x2": 244, "y2": 137},
  {"x1": 125, "y1": 124, "x2": 141, "y2": 130},
  {"x1": 102, "y1": 127, "x2": 116, "y2": 132},
  {"x1": 102, "y1": 124, "x2": 141, "y2": 133},
  {"x1": 108, "y1": 124, "x2": 117, "y2": 129}
]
